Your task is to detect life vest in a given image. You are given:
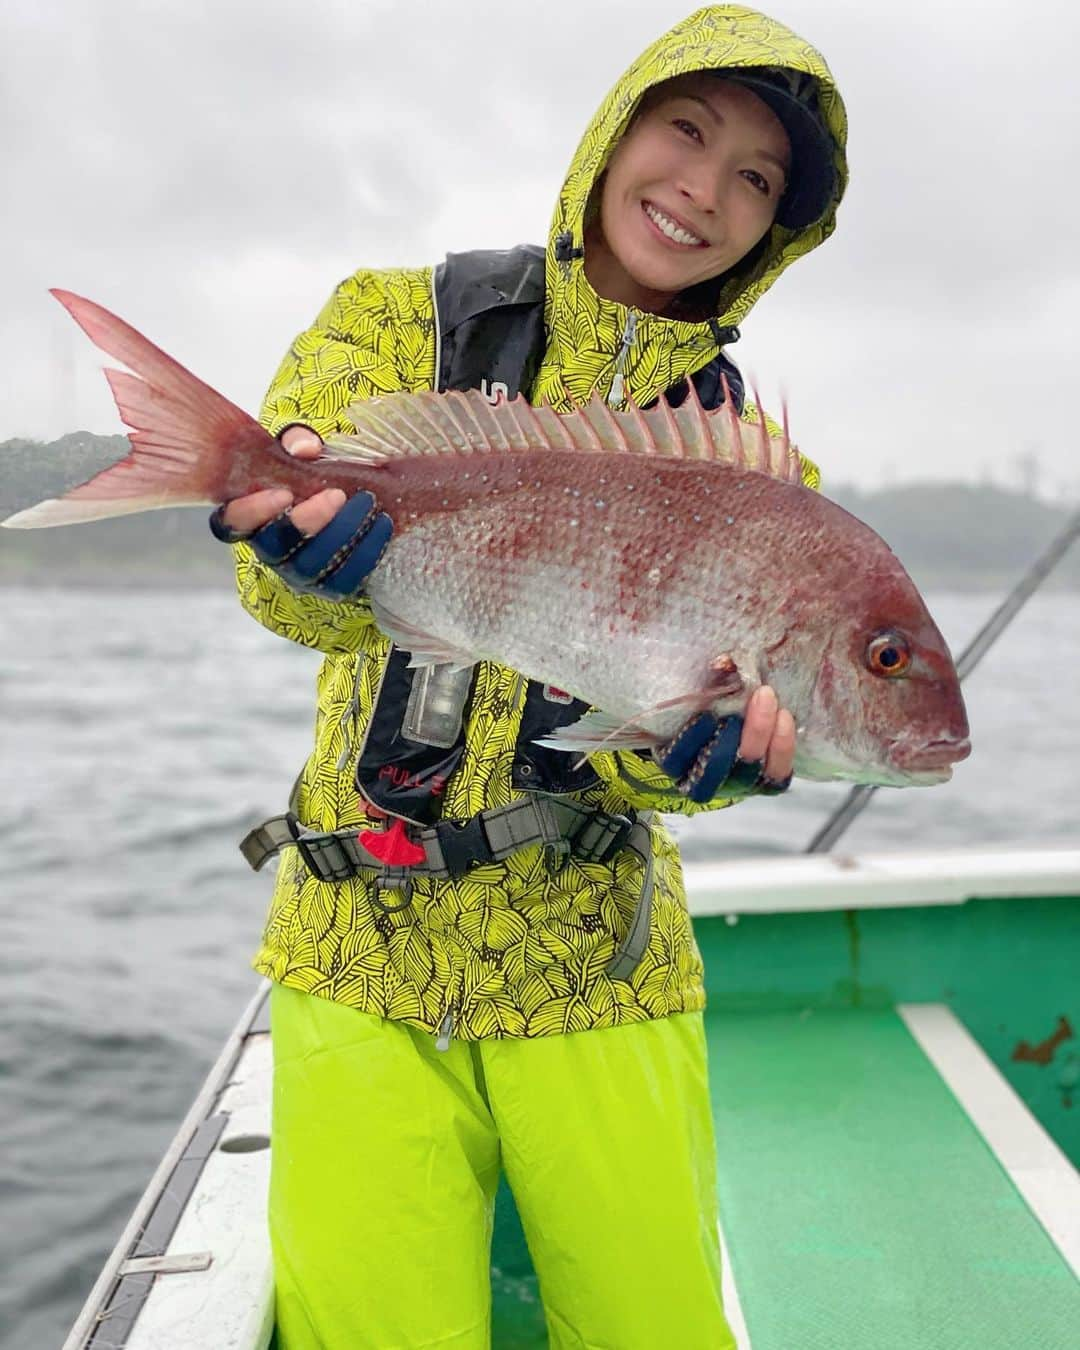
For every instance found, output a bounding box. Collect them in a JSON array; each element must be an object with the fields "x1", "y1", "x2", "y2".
[{"x1": 353, "y1": 246, "x2": 745, "y2": 827}]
